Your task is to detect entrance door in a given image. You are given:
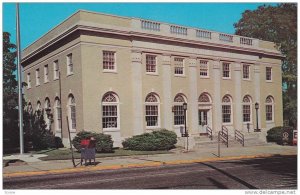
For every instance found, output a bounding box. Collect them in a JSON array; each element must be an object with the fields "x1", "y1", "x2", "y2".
[{"x1": 198, "y1": 109, "x2": 208, "y2": 134}]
